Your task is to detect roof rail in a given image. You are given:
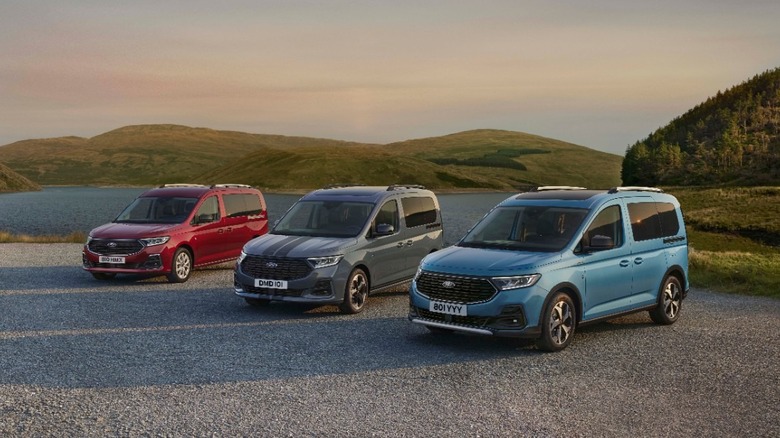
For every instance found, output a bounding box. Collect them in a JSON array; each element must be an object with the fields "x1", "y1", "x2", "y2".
[
  {"x1": 159, "y1": 183, "x2": 208, "y2": 188},
  {"x1": 531, "y1": 186, "x2": 587, "y2": 192},
  {"x1": 322, "y1": 184, "x2": 366, "y2": 189},
  {"x1": 211, "y1": 184, "x2": 252, "y2": 189},
  {"x1": 607, "y1": 186, "x2": 663, "y2": 194},
  {"x1": 387, "y1": 184, "x2": 426, "y2": 191}
]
